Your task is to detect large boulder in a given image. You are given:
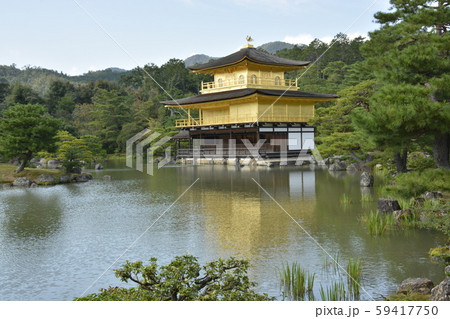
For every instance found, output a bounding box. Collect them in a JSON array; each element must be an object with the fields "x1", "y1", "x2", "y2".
[
  {"x1": 360, "y1": 172, "x2": 374, "y2": 187},
  {"x1": 12, "y1": 177, "x2": 31, "y2": 187},
  {"x1": 47, "y1": 159, "x2": 61, "y2": 169},
  {"x1": 95, "y1": 163, "x2": 104, "y2": 170},
  {"x1": 397, "y1": 278, "x2": 434, "y2": 295},
  {"x1": 328, "y1": 160, "x2": 347, "y2": 171},
  {"x1": 378, "y1": 198, "x2": 401, "y2": 213},
  {"x1": 71, "y1": 173, "x2": 92, "y2": 183},
  {"x1": 39, "y1": 158, "x2": 47, "y2": 167},
  {"x1": 83, "y1": 173, "x2": 93, "y2": 180},
  {"x1": 36, "y1": 174, "x2": 56, "y2": 185},
  {"x1": 430, "y1": 279, "x2": 450, "y2": 301},
  {"x1": 72, "y1": 175, "x2": 88, "y2": 183}
]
